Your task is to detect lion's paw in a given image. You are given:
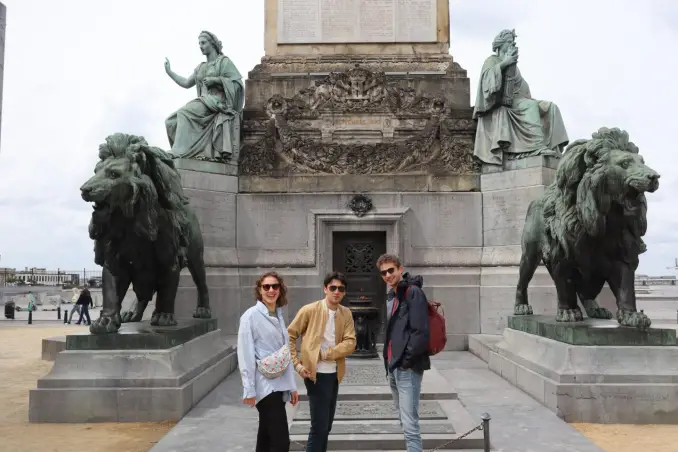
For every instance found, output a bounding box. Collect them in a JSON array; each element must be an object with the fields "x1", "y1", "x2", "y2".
[
  {"x1": 514, "y1": 304, "x2": 534, "y2": 316},
  {"x1": 586, "y1": 307, "x2": 613, "y2": 320},
  {"x1": 120, "y1": 310, "x2": 143, "y2": 323},
  {"x1": 581, "y1": 299, "x2": 613, "y2": 319},
  {"x1": 90, "y1": 314, "x2": 121, "y2": 334},
  {"x1": 193, "y1": 306, "x2": 212, "y2": 319},
  {"x1": 150, "y1": 312, "x2": 177, "y2": 327},
  {"x1": 556, "y1": 308, "x2": 584, "y2": 322},
  {"x1": 617, "y1": 309, "x2": 652, "y2": 330}
]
